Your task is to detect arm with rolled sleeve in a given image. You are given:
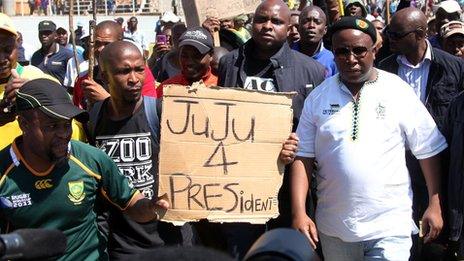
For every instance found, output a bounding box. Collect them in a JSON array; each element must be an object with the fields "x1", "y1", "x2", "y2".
[{"x1": 400, "y1": 86, "x2": 447, "y2": 243}]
